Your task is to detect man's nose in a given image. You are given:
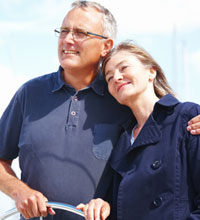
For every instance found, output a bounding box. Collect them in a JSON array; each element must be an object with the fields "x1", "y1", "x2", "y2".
[{"x1": 63, "y1": 31, "x2": 74, "y2": 42}]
